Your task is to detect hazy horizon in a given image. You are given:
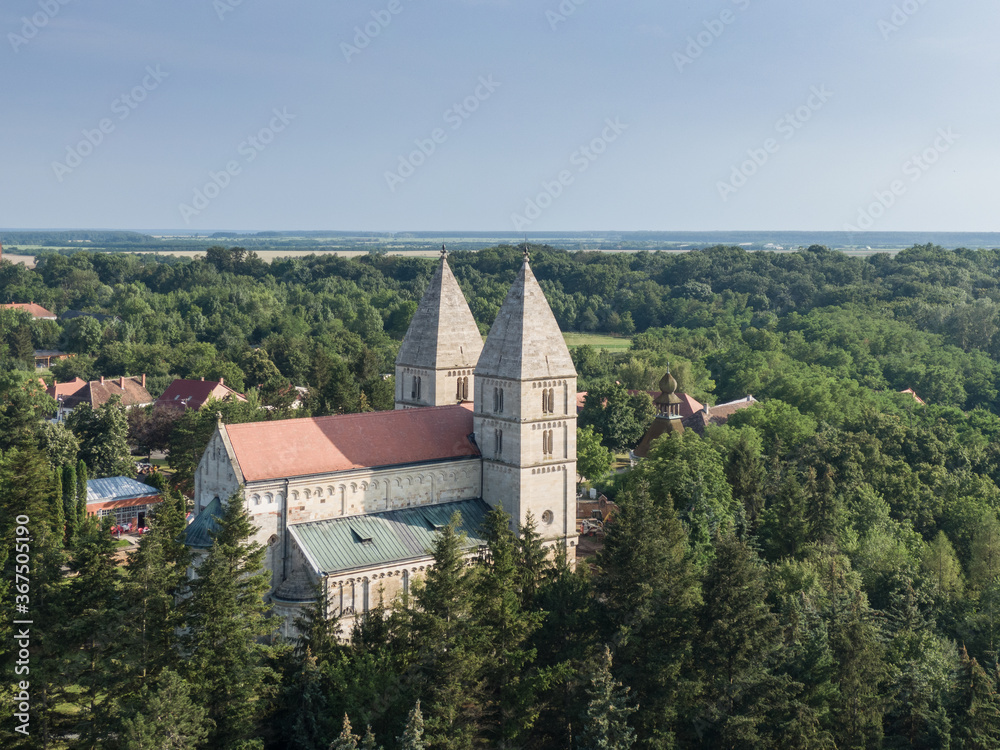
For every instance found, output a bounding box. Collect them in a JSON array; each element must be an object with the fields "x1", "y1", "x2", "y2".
[{"x1": 3, "y1": 2, "x2": 996, "y2": 233}]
